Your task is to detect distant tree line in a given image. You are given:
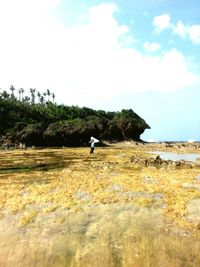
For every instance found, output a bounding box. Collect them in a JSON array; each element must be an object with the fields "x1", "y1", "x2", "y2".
[{"x1": 0, "y1": 85, "x2": 55, "y2": 104}]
